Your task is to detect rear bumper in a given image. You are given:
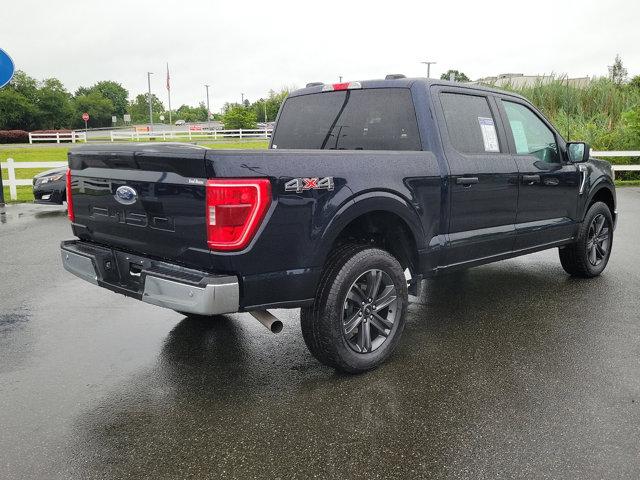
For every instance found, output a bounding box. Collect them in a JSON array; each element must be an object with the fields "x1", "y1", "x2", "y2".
[{"x1": 60, "y1": 240, "x2": 239, "y2": 315}]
